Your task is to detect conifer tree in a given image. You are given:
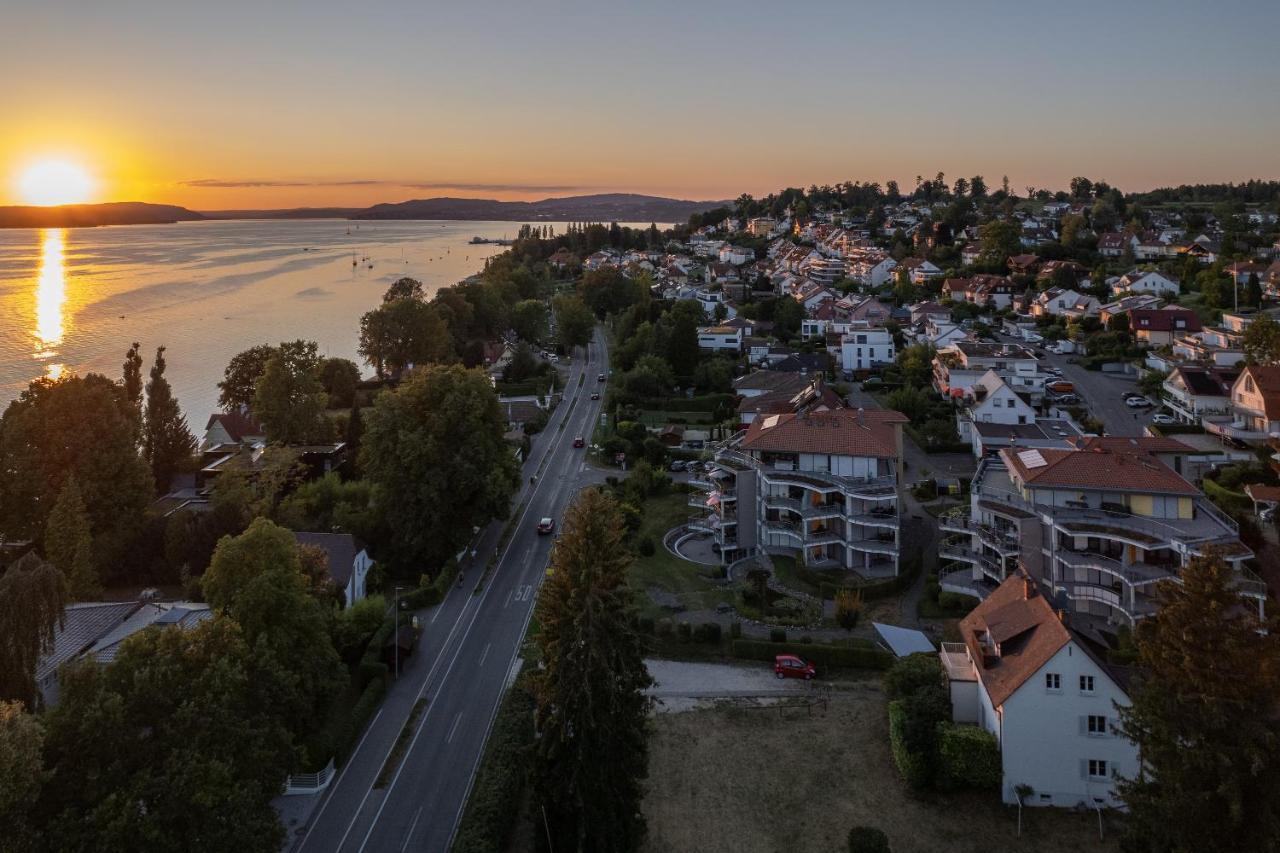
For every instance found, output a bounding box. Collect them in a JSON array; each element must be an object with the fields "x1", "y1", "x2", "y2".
[
  {"x1": 531, "y1": 489, "x2": 652, "y2": 852},
  {"x1": 142, "y1": 346, "x2": 197, "y2": 494},
  {"x1": 121, "y1": 341, "x2": 144, "y2": 437},
  {"x1": 44, "y1": 476, "x2": 99, "y2": 601}
]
